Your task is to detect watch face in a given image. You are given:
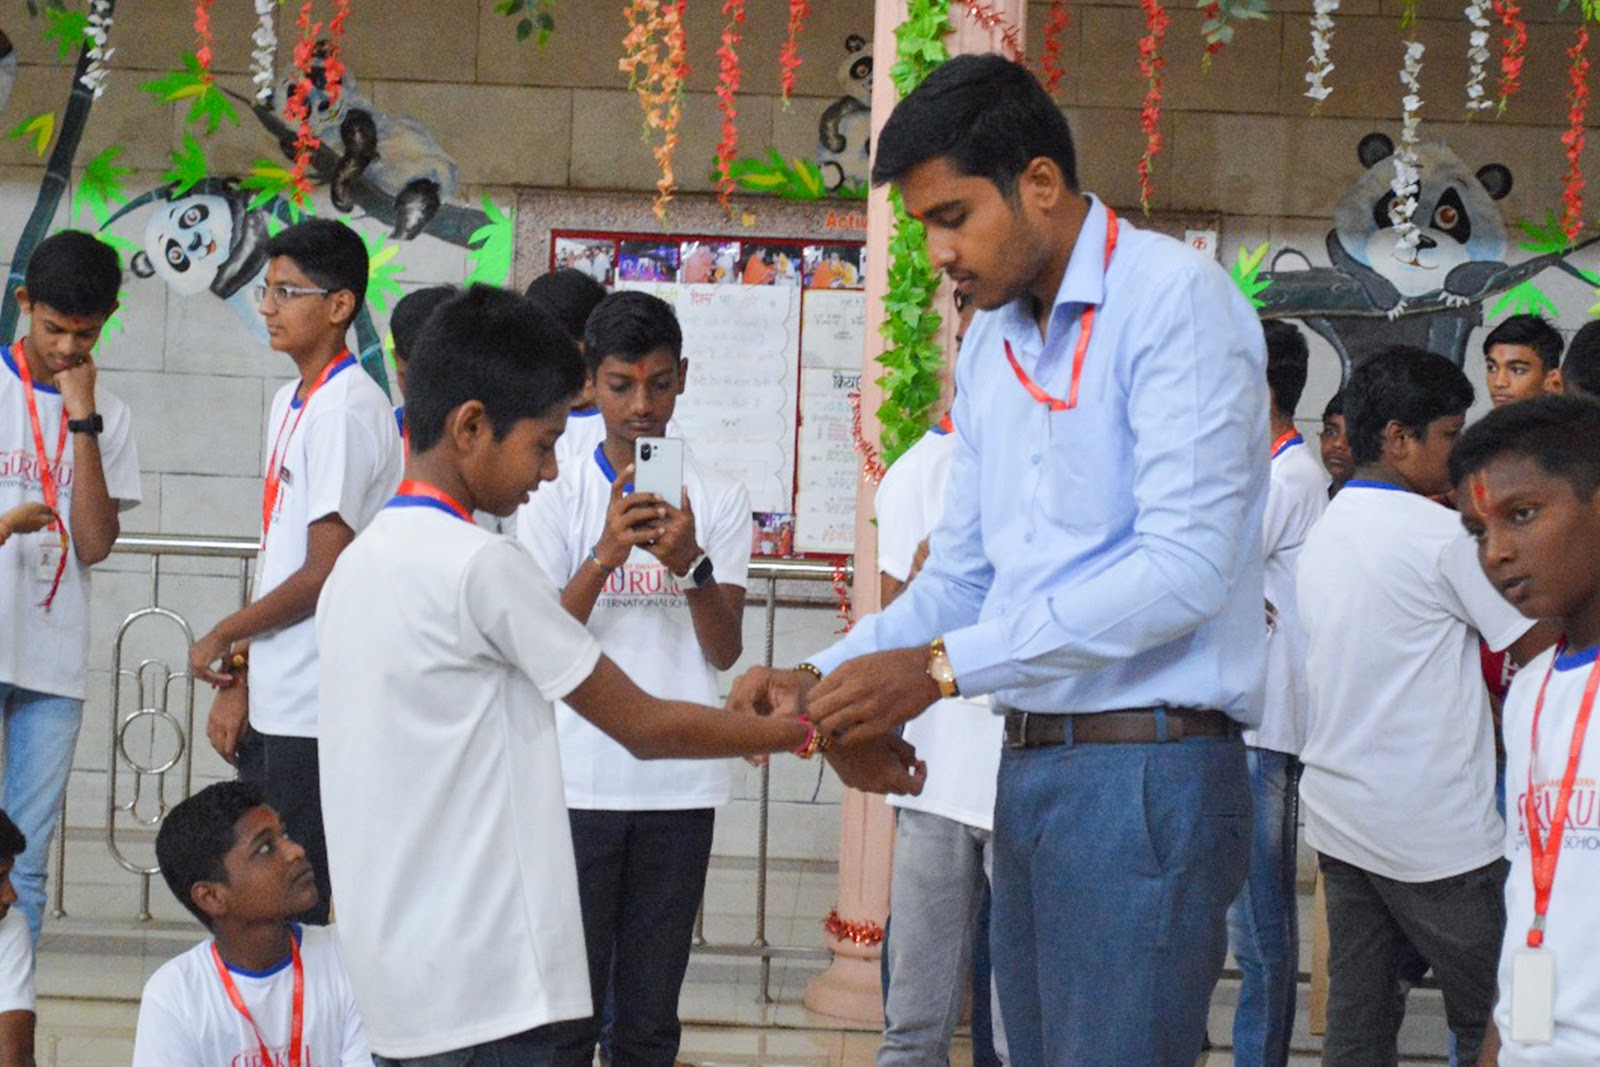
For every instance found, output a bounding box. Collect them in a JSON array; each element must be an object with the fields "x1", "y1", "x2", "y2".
[{"x1": 692, "y1": 556, "x2": 714, "y2": 584}]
